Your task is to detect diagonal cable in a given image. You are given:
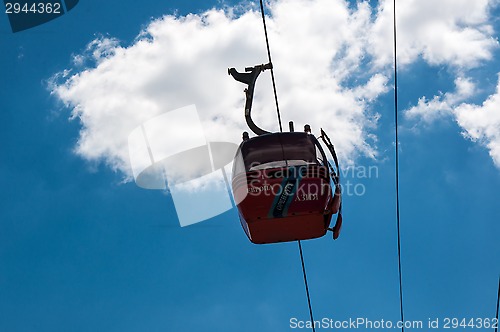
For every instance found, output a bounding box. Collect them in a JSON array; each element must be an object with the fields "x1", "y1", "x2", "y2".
[
  {"x1": 298, "y1": 240, "x2": 316, "y2": 332},
  {"x1": 259, "y1": 0, "x2": 283, "y2": 133},
  {"x1": 392, "y1": 0, "x2": 405, "y2": 331}
]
